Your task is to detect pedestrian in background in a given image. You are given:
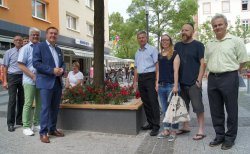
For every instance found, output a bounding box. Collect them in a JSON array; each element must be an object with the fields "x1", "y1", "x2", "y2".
[
  {"x1": 33, "y1": 27, "x2": 65, "y2": 143},
  {"x1": 205, "y1": 14, "x2": 248, "y2": 150},
  {"x1": 174, "y1": 23, "x2": 206, "y2": 140},
  {"x1": 18, "y1": 27, "x2": 41, "y2": 136},
  {"x1": 22, "y1": 37, "x2": 29, "y2": 46},
  {"x1": 133, "y1": 31, "x2": 160, "y2": 136},
  {"x1": 156, "y1": 34, "x2": 180, "y2": 142},
  {"x1": 65, "y1": 61, "x2": 84, "y2": 88},
  {"x1": 3, "y1": 35, "x2": 24, "y2": 132}
]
